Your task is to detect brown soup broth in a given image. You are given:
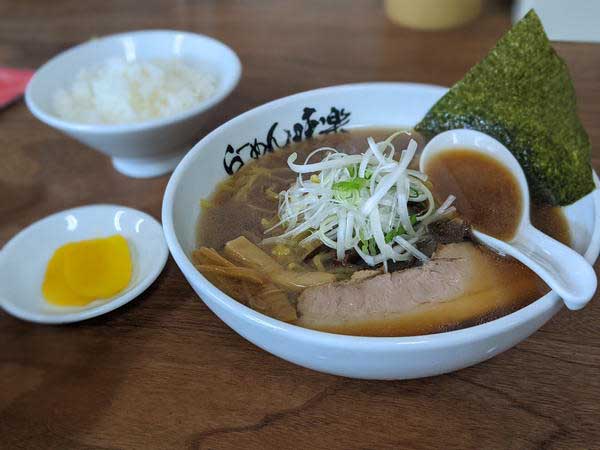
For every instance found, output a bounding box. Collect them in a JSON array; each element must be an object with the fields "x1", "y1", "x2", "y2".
[
  {"x1": 196, "y1": 128, "x2": 571, "y2": 336},
  {"x1": 425, "y1": 150, "x2": 523, "y2": 241}
]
